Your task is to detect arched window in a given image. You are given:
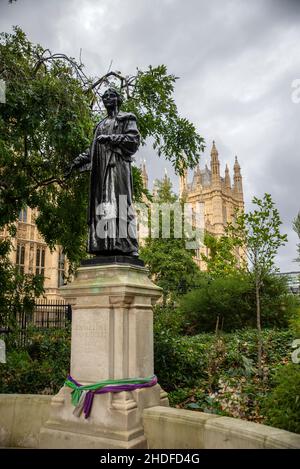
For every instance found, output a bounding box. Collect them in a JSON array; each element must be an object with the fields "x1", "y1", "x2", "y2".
[
  {"x1": 58, "y1": 250, "x2": 65, "y2": 287},
  {"x1": 18, "y1": 208, "x2": 27, "y2": 223},
  {"x1": 16, "y1": 244, "x2": 25, "y2": 274},
  {"x1": 36, "y1": 246, "x2": 46, "y2": 276}
]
